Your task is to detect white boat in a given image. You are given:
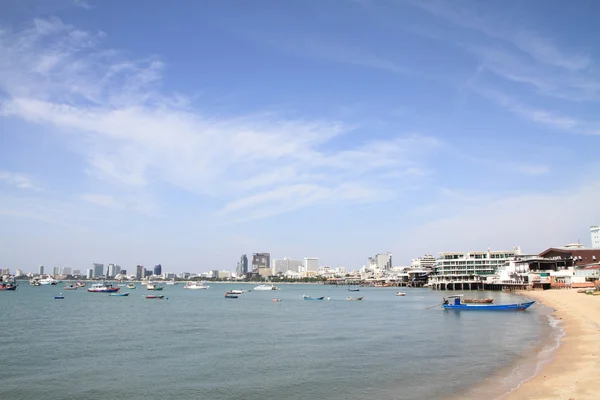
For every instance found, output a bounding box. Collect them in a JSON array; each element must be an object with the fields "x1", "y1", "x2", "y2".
[
  {"x1": 184, "y1": 281, "x2": 210, "y2": 290},
  {"x1": 227, "y1": 289, "x2": 245, "y2": 295},
  {"x1": 165, "y1": 280, "x2": 178, "y2": 285},
  {"x1": 396, "y1": 292, "x2": 406, "y2": 296},
  {"x1": 87, "y1": 282, "x2": 119, "y2": 293},
  {"x1": 254, "y1": 284, "x2": 280, "y2": 291},
  {"x1": 39, "y1": 277, "x2": 58, "y2": 285}
]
